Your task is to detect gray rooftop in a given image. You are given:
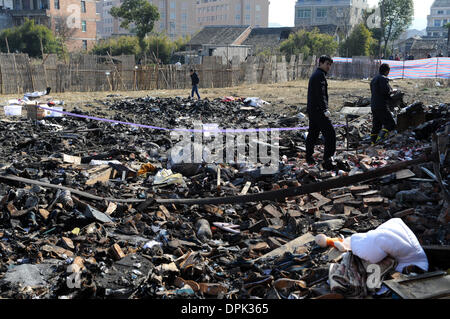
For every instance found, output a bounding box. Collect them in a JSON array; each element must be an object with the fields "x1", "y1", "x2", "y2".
[
  {"x1": 188, "y1": 26, "x2": 250, "y2": 46},
  {"x1": 411, "y1": 39, "x2": 438, "y2": 50},
  {"x1": 432, "y1": 0, "x2": 450, "y2": 7},
  {"x1": 243, "y1": 25, "x2": 339, "y2": 53}
]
